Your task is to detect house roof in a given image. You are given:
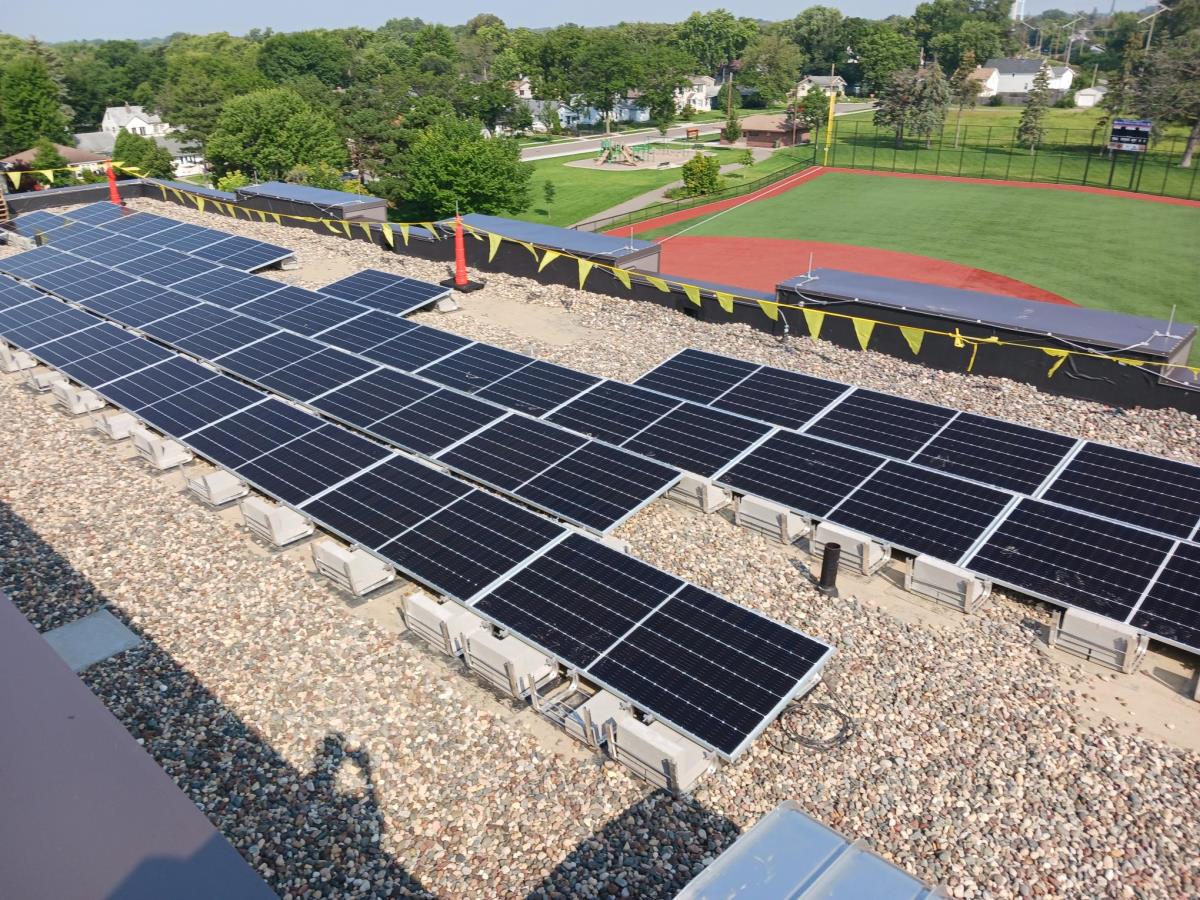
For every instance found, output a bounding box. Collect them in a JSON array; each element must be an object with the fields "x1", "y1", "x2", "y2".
[
  {"x1": 74, "y1": 132, "x2": 199, "y2": 159},
  {"x1": 968, "y1": 67, "x2": 998, "y2": 81},
  {"x1": 1051, "y1": 66, "x2": 1071, "y2": 77},
  {"x1": 1, "y1": 143, "x2": 108, "y2": 165},
  {"x1": 739, "y1": 114, "x2": 790, "y2": 133},
  {"x1": 801, "y1": 74, "x2": 847, "y2": 87},
  {"x1": 104, "y1": 104, "x2": 162, "y2": 127},
  {"x1": 985, "y1": 58, "x2": 1045, "y2": 75}
]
